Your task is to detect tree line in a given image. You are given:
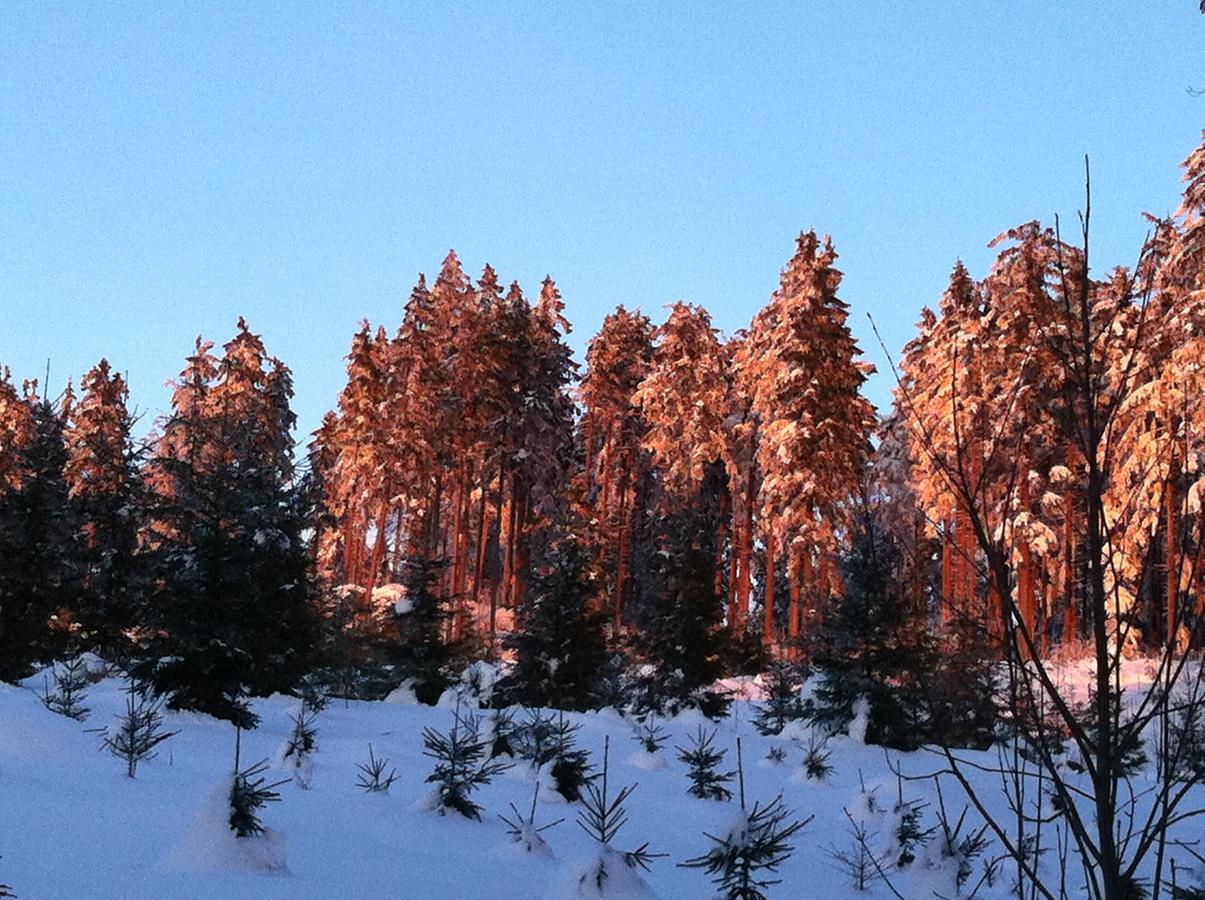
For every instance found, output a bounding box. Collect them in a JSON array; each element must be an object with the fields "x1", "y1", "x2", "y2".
[{"x1": 0, "y1": 131, "x2": 1202, "y2": 731}]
